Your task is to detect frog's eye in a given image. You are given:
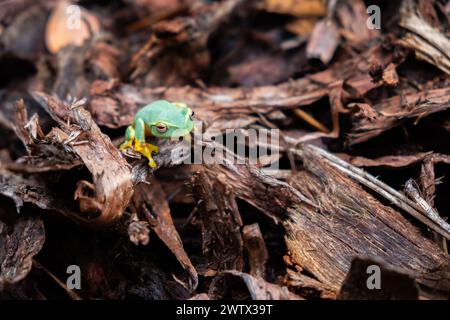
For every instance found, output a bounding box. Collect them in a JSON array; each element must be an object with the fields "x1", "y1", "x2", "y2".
[
  {"x1": 189, "y1": 111, "x2": 195, "y2": 121},
  {"x1": 155, "y1": 122, "x2": 168, "y2": 133}
]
